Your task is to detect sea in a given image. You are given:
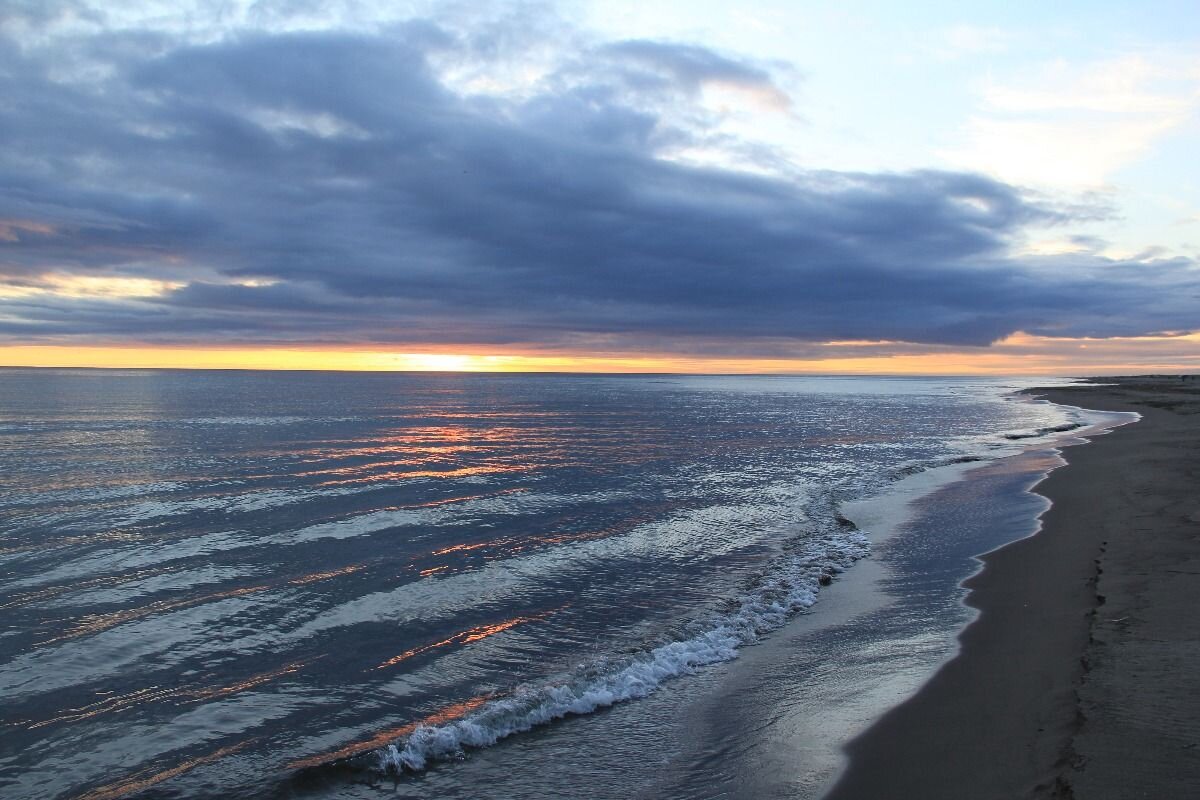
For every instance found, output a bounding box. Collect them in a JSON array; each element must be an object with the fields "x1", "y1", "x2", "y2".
[{"x1": 0, "y1": 370, "x2": 1132, "y2": 800}]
